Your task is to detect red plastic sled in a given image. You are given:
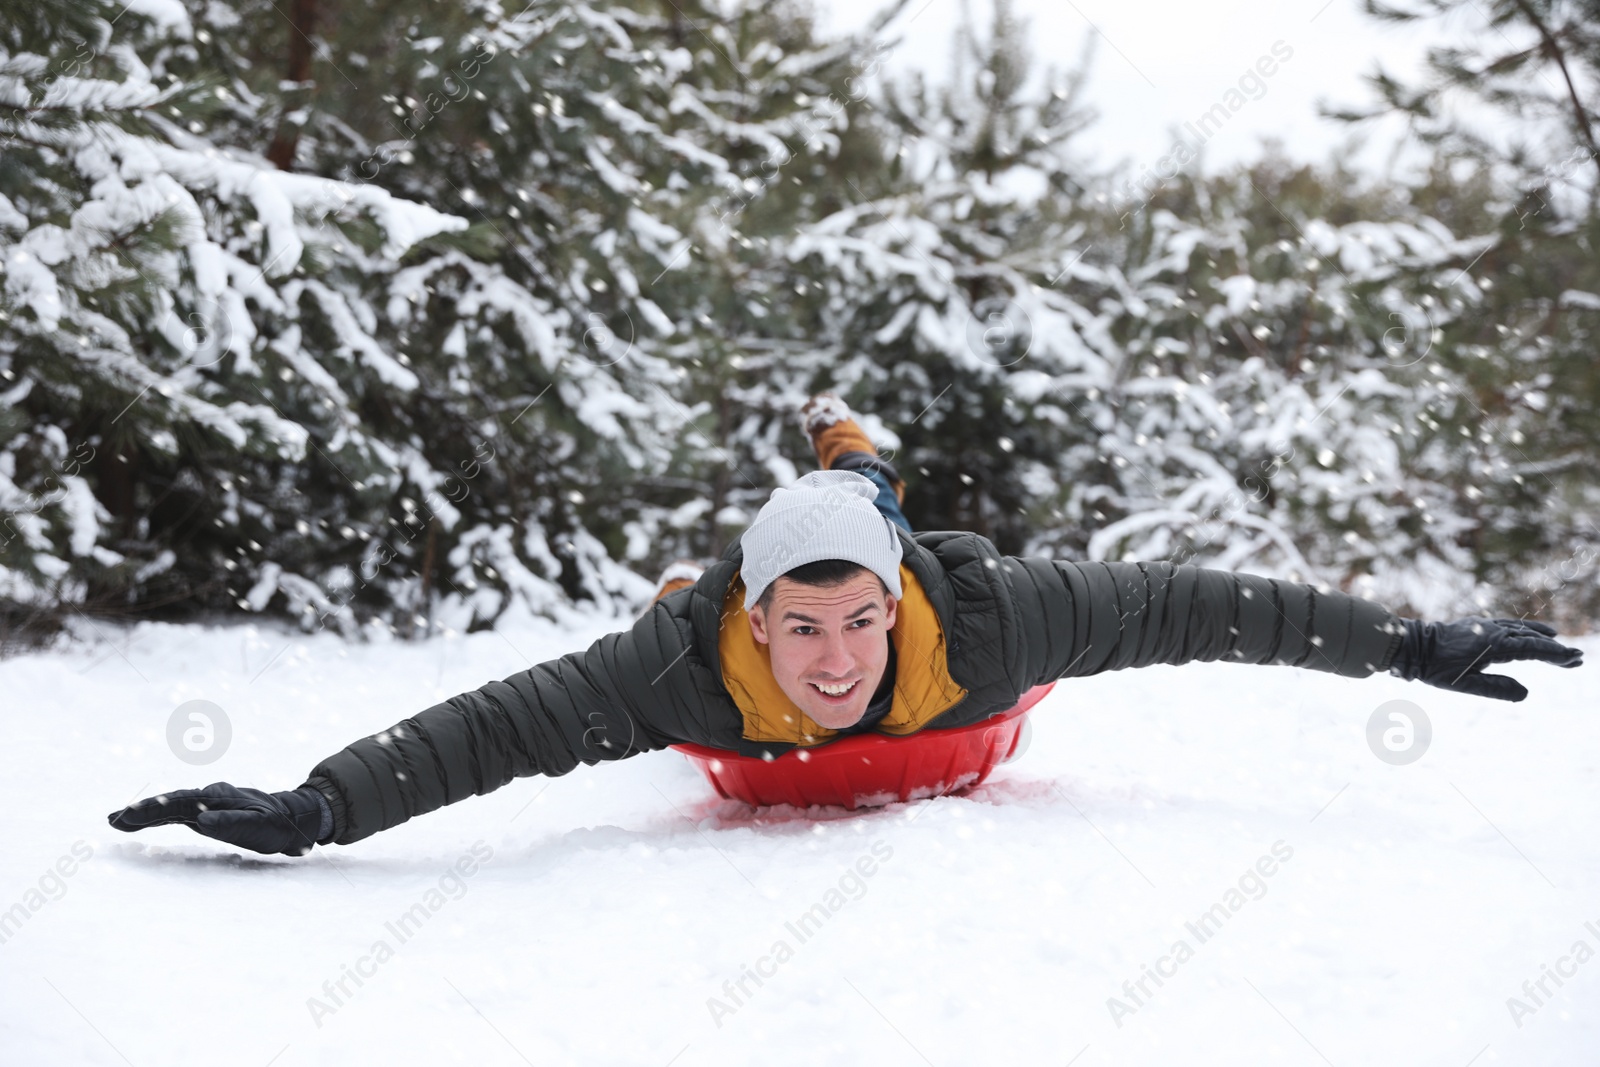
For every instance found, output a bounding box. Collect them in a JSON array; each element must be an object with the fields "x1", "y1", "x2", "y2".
[{"x1": 671, "y1": 683, "x2": 1056, "y2": 810}]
